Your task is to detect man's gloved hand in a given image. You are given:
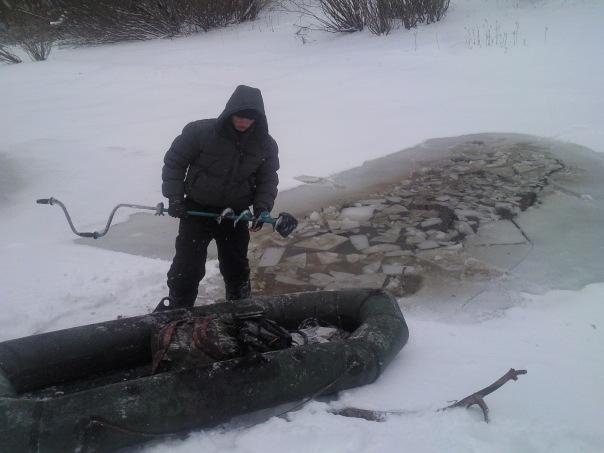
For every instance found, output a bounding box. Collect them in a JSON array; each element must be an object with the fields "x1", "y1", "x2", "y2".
[
  {"x1": 250, "y1": 208, "x2": 269, "y2": 232},
  {"x1": 167, "y1": 196, "x2": 187, "y2": 218}
]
